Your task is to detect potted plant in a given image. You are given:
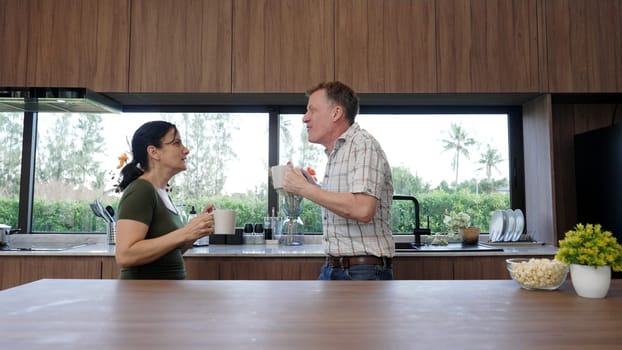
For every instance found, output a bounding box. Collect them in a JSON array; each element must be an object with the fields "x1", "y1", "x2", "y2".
[
  {"x1": 555, "y1": 223, "x2": 622, "y2": 298},
  {"x1": 443, "y1": 211, "x2": 479, "y2": 245},
  {"x1": 443, "y1": 211, "x2": 470, "y2": 232}
]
